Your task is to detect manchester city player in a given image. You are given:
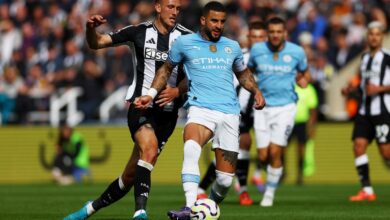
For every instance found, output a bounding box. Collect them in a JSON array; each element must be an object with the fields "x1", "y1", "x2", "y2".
[
  {"x1": 134, "y1": 2, "x2": 265, "y2": 219},
  {"x1": 248, "y1": 16, "x2": 311, "y2": 207}
]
